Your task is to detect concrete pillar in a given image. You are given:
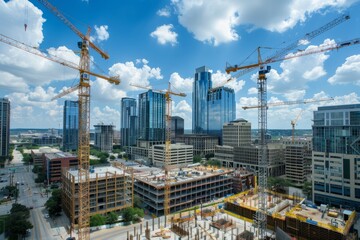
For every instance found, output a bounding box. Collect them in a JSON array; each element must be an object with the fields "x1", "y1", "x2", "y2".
[
  {"x1": 134, "y1": 226, "x2": 136, "y2": 236},
  {"x1": 127, "y1": 231, "x2": 129, "y2": 240},
  {"x1": 158, "y1": 217, "x2": 161, "y2": 228},
  {"x1": 130, "y1": 234, "x2": 133, "y2": 240},
  {"x1": 145, "y1": 222, "x2": 150, "y2": 240},
  {"x1": 152, "y1": 218, "x2": 155, "y2": 231}
]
